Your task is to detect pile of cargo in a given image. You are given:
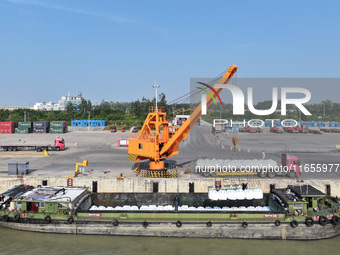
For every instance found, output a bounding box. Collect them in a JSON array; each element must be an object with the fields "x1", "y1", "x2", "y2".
[
  {"x1": 0, "y1": 122, "x2": 16, "y2": 134},
  {"x1": 320, "y1": 128, "x2": 340, "y2": 133},
  {"x1": 88, "y1": 205, "x2": 271, "y2": 212},
  {"x1": 196, "y1": 158, "x2": 277, "y2": 169},
  {"x1": 50, "y1": 121, "x2": 68, "y2": 133},
  {"x1": 15, "y1": 122, "x2": 32, "y2": 134},
  {"x1": 208, "y1": 186, "x2": 263, "y2": 200}
]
